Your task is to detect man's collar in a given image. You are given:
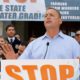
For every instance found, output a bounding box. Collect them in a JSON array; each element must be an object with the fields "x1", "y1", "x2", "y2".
[
  {"x1": 8, "y1": 37, "x2": 15, "y2": 42},
  {"x1": 58, "y1": 31, "x2": 65, "y2": 39},
  {"x1": 42, "y1": 31, "x2": 65, "y2": 40}
]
